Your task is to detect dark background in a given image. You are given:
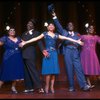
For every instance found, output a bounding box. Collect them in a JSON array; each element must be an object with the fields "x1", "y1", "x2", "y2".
[
  {"x1": 0, "y1": 0, "x2": 100, "y2": 34},
  {"x1": 0, "y1": 0, "x2": 100, "y2": 81}
]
